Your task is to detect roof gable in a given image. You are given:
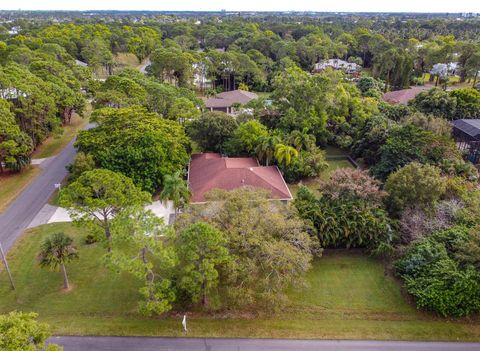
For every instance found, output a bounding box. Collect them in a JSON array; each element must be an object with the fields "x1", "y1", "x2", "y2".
[{"x1": 188, "y1": 153, "x2": 292, "y2": 202}]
